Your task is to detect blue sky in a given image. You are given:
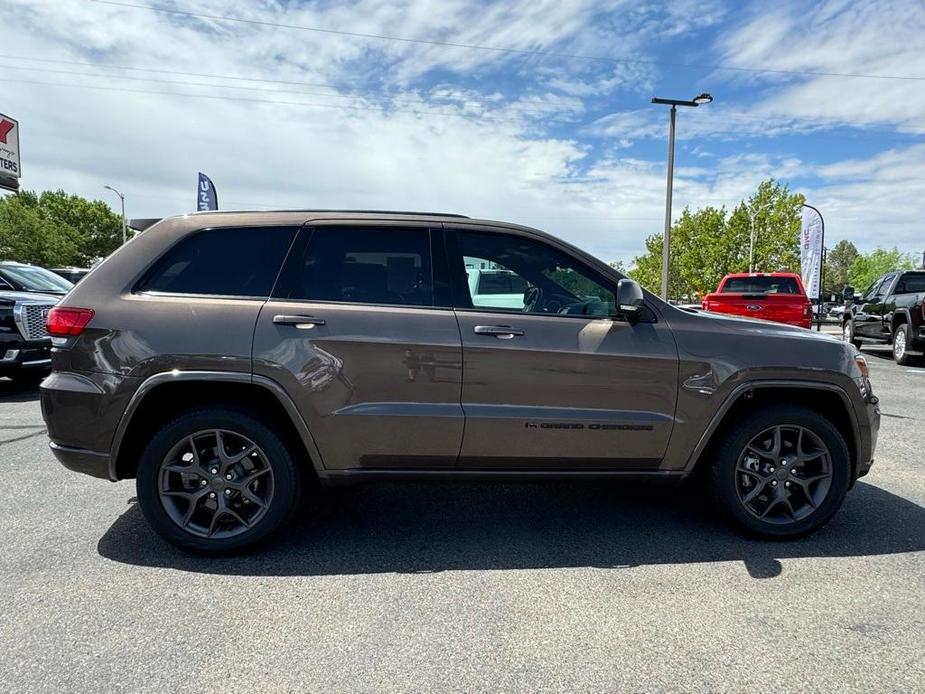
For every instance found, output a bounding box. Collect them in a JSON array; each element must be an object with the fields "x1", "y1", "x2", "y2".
[{"x1": 2, "y1": 0, "x2": 924, "y2": 265}]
